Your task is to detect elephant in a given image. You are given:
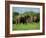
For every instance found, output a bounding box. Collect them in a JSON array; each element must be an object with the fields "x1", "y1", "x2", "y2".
[
  {"x1": 26, "y1": 16, "x2": 33, "y2": 23},
  {"x1": 15, "y1": 16, "x2": 20, "y2": 24}
]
